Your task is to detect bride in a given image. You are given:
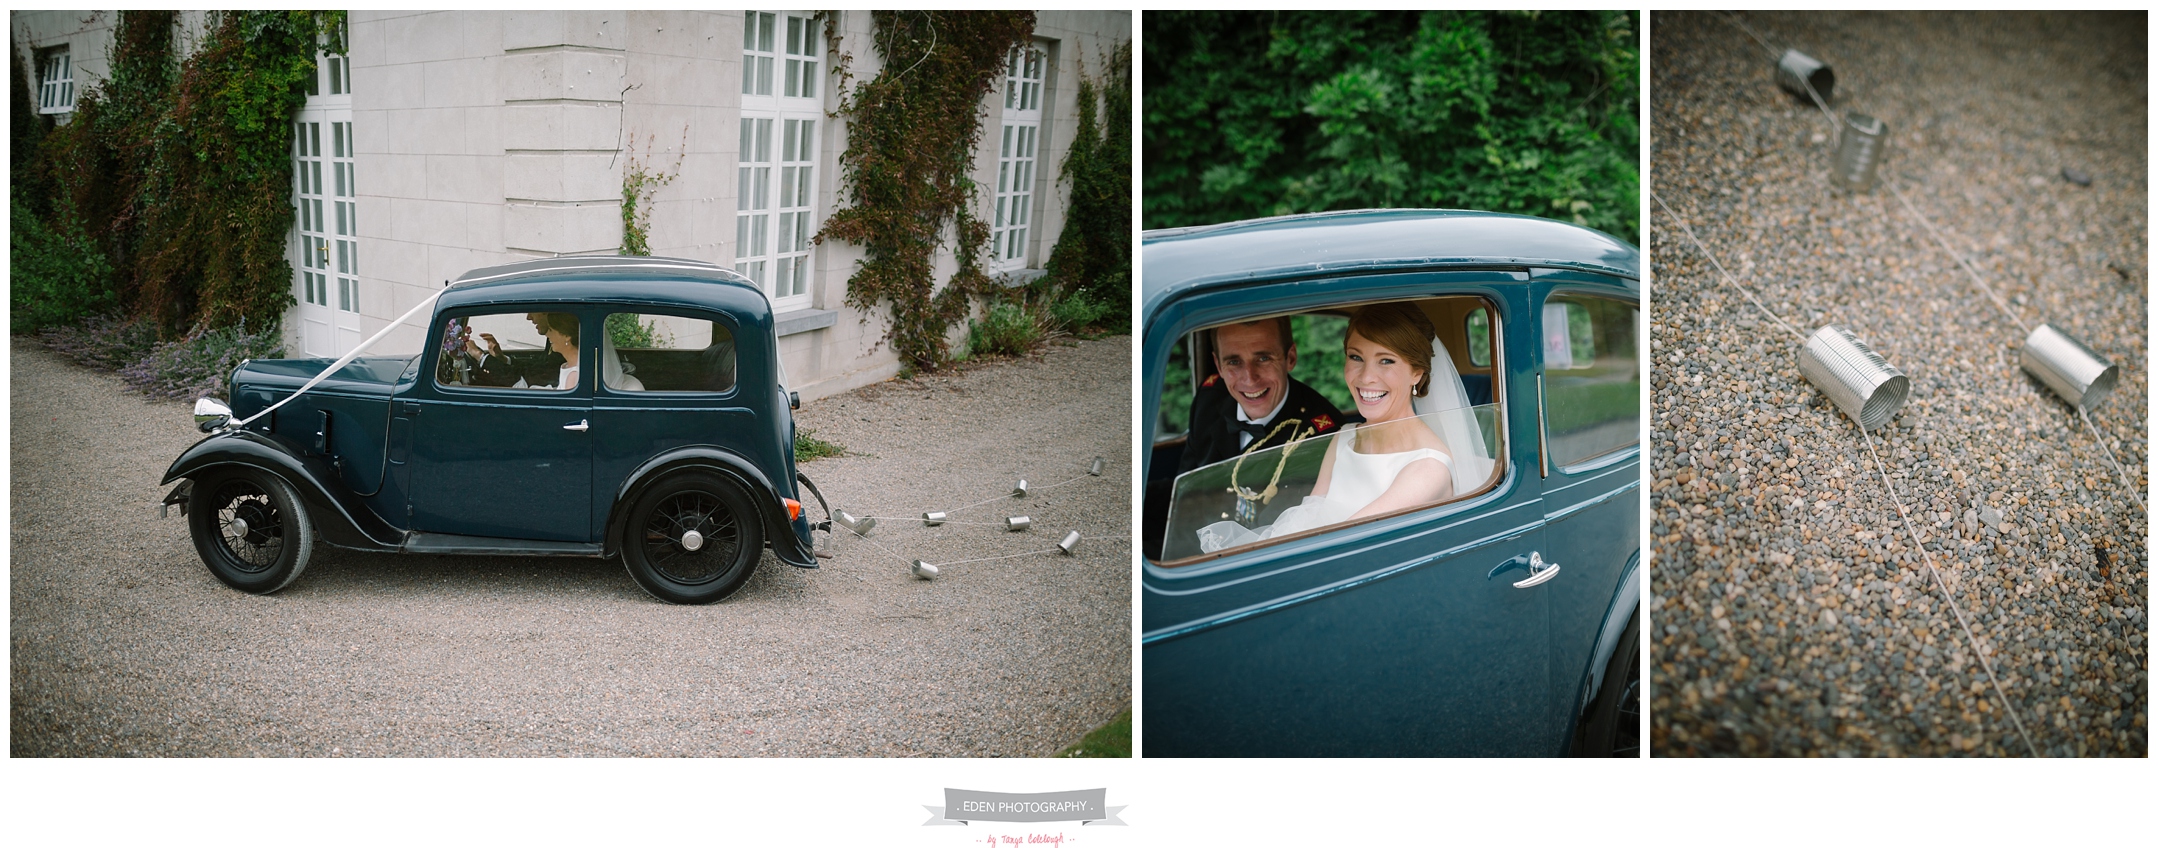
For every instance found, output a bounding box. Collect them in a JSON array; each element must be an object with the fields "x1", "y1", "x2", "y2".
[{"x1": 1198, "y1": 302, "x2": 1493, "y2": 553}]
